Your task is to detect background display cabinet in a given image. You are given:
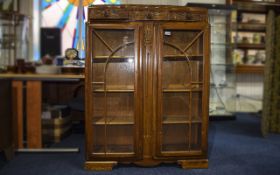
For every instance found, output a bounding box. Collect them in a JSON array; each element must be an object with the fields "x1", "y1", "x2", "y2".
[
  {"x1": 232, "y1": 0, "x2": 267, "y2": 71},
  {"x1": 188, "y1": 3, "x2": 237, "y2": 119},
  {"x1": 85, "y1": 5, "x2": 210, "y2": 170},
  {"x1": 0, "y1": 12, "x2": 29, "y2": 68},
  {"x1": 232, "y1": 0, "x2": 270, "y2": 113}
]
